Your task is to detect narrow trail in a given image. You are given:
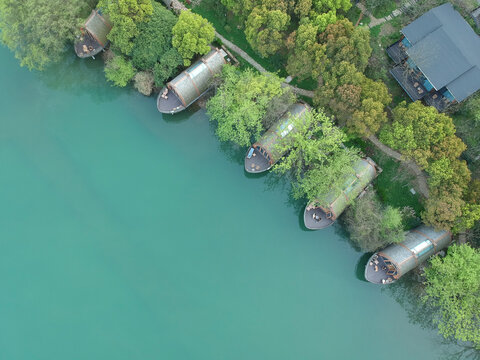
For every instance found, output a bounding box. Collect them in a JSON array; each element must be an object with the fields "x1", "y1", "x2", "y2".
[{"x1": 356, "y1": 0, "x2": 420, "y2": 28}]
